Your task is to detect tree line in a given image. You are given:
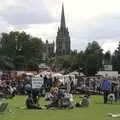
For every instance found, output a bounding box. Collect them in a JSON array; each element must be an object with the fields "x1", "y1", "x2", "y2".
[
  {"x1": 50, "y1": 41, "x2": 120, "y2": 76},
  {"x1": 0, "y1": 31, "x2": 120, "y2": 76}
]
